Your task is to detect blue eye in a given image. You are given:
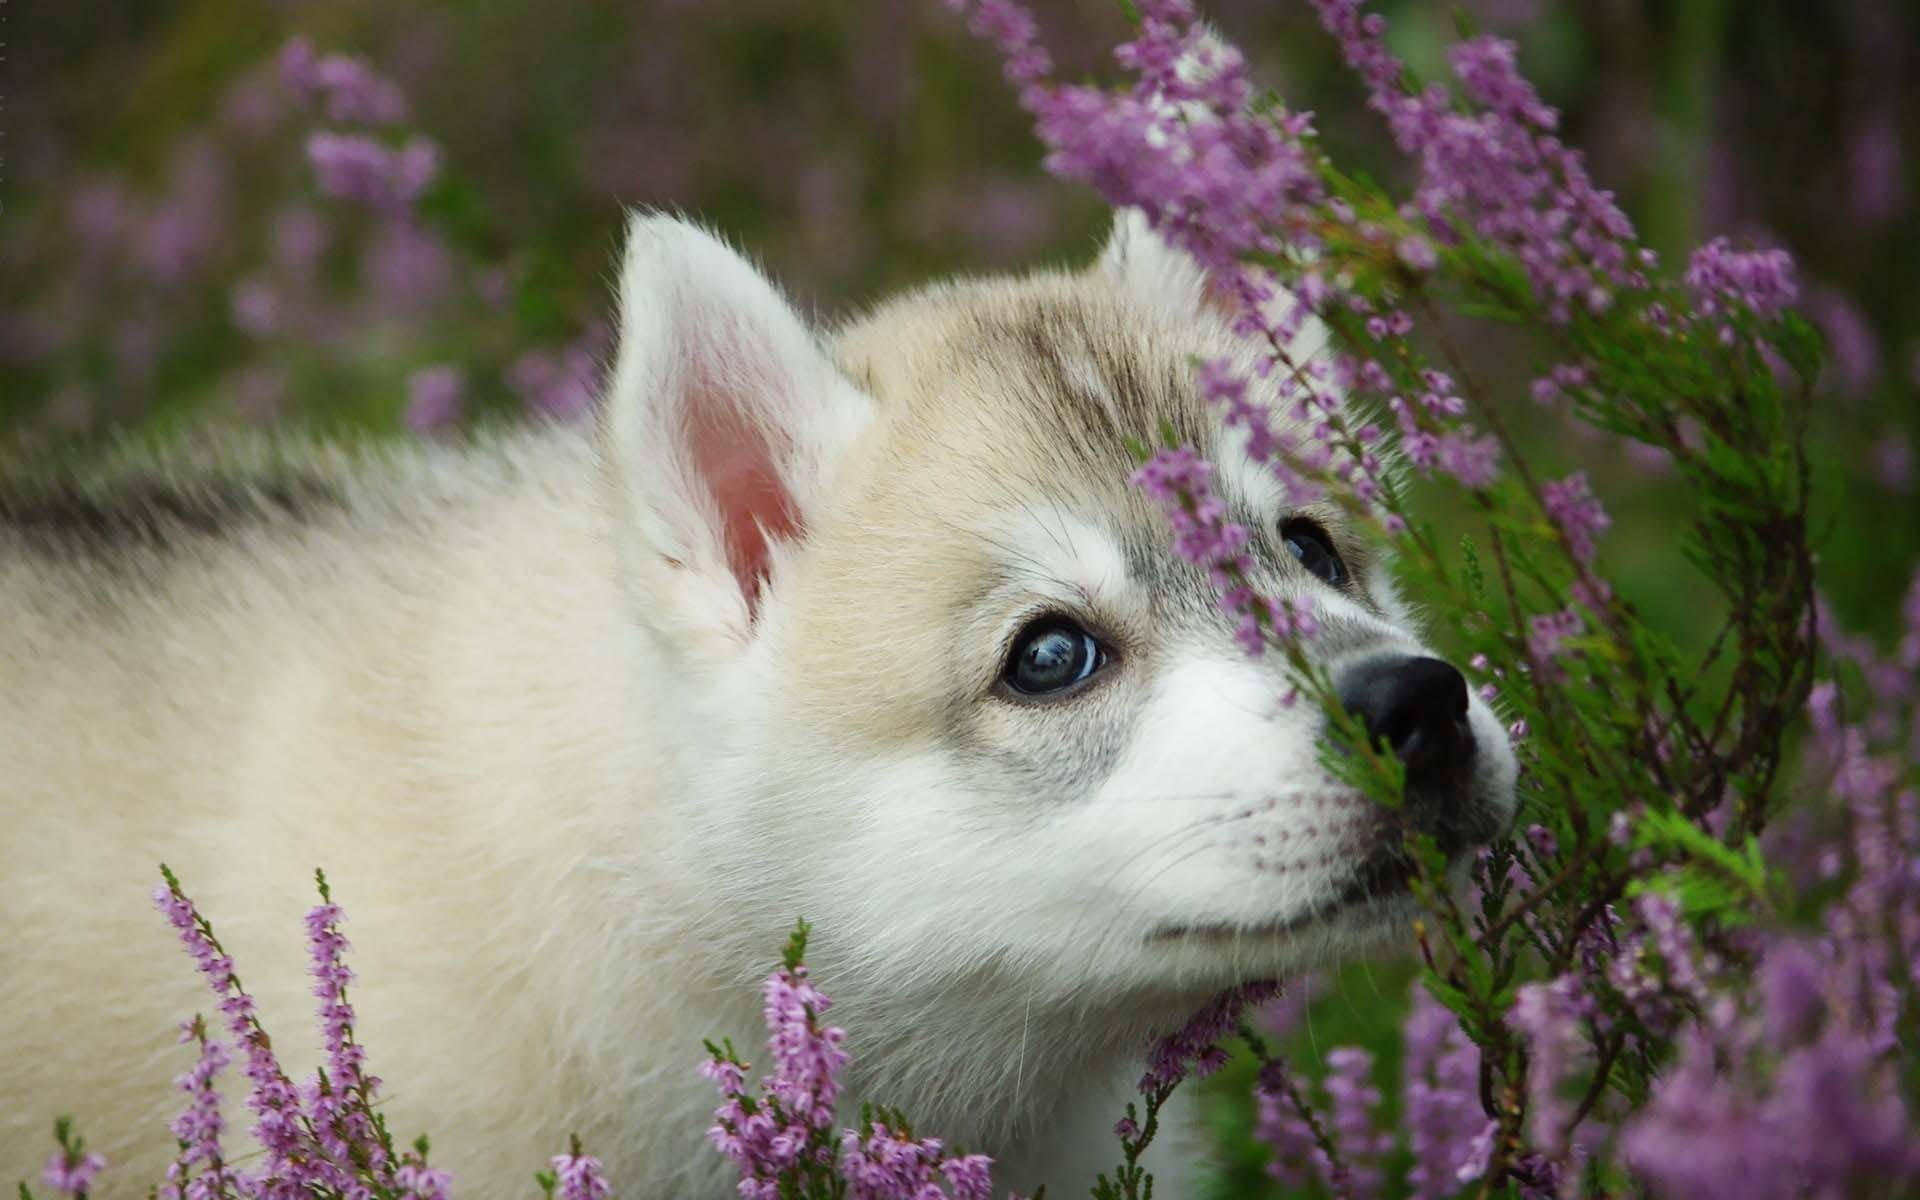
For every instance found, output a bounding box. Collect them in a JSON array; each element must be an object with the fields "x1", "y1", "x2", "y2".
[
  {"x1": 1005, "y1": 618, "x2": 1106, "y2": 696},
  {"x1": 1283, "y1": 519, "x2": 1346, "y2": 586}
]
